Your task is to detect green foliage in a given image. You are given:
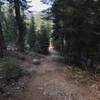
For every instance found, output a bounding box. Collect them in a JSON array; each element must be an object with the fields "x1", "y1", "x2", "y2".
[
  {"x1": 52, "y1": 0, "x2": 100, "y2": 68},
  {"x1": 33, "y1": 40, "x2": 42, "y2": 53},
  {"x1": 2, "y1": 7, "x2": 17, "y2": 44},
  {"x1": 27, "y1": 20, "x2": 50, "y2": 54},
  {"x1": 36, "y1": 23, "x2": 49, "y2": 54},
  {"x1": 0, "y1": 57, "x2": 22, "y2": 81},
  {"x1": 27, "y1": 16, "x2": 36, "y2": 49}
]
